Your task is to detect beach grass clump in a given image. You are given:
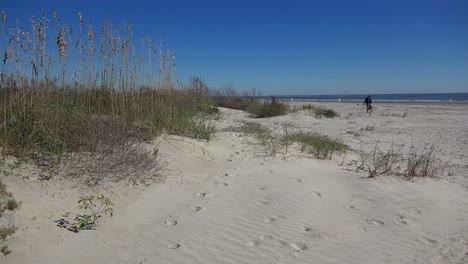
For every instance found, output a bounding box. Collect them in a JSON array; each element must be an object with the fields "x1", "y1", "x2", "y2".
[
  {"x1": 358, "y1": 144, "x2": 402, "y2": 178},
  {"x1": 239, "y1": 122, "x2": 286, "y2": 157},
  {"x1": 245, "y1": 100, "x2": 289, "y2": 118},
  {"x1": 357, "y1": 144, "x2": 441, "y2": 179},
  {"x1": 289, "y1": 132, "x2": 347, "y2": 159},
  {"x1": 0, "y1": 180, "x2": 20, "y2": 256},
  {"x1": 381, "y1": 110, "x2": 408, "y2": 118},
  {"x1": 301, "y1": 104, "x2": 317, "y2": 111},
  {"x1": 172, "y1": 116, "x2": 217, "y2": 141},
  {"x1": 404, "y1": 145, "x2": 439, "y2": 178},
  {"x1": 239, "y1": 122, "x2": 270, "y2": 135},
  {"x1": 313, "y1": 107, "x2": 339, "y2": 118},
  {"x1": 212, "y1": 86, "x2": 252, "y2": 110},
  {"x1": 300, "y1": 104, "x2": 339, "y2": 118},
  {"x1": 0, "y1": 10, "x2": 217, "y2": 181}
]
